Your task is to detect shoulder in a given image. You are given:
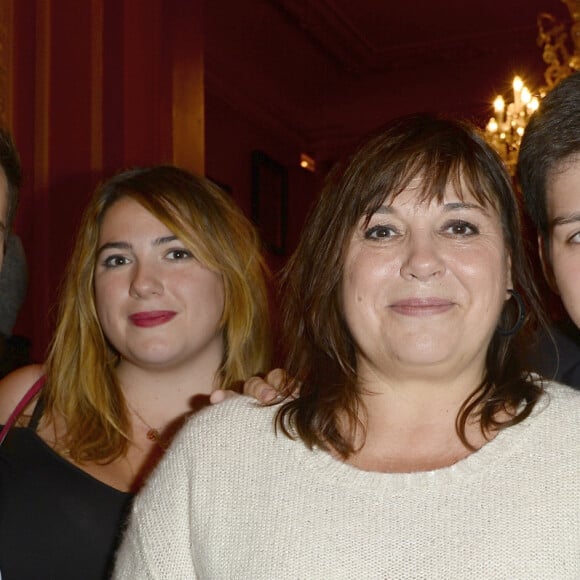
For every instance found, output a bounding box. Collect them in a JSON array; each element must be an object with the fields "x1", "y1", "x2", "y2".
[
  {"x1": 0, "y1": 364, "x2": 44, "y2": 423},
  {"x1": 165, "y1": 396, "x2": 279, "y2": 463},
  {"x1": 542, "y1": 379, "x2": 580, "y2": 404},
  {"x1": 190, "y1": 395, "x2": 276, "y2": 438},
  {"x1": 531, "y1": 381, "x2": 580, "y2": 435}
]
